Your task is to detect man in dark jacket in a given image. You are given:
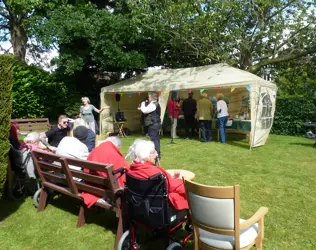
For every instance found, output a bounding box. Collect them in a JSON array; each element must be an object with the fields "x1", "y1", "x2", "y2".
[
  {"x1": 138, "y1": 92, "x2": 161, "y2": 158},
  {"x1": 182, "y1": 92, "x2": 197, "y2": 139}
]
